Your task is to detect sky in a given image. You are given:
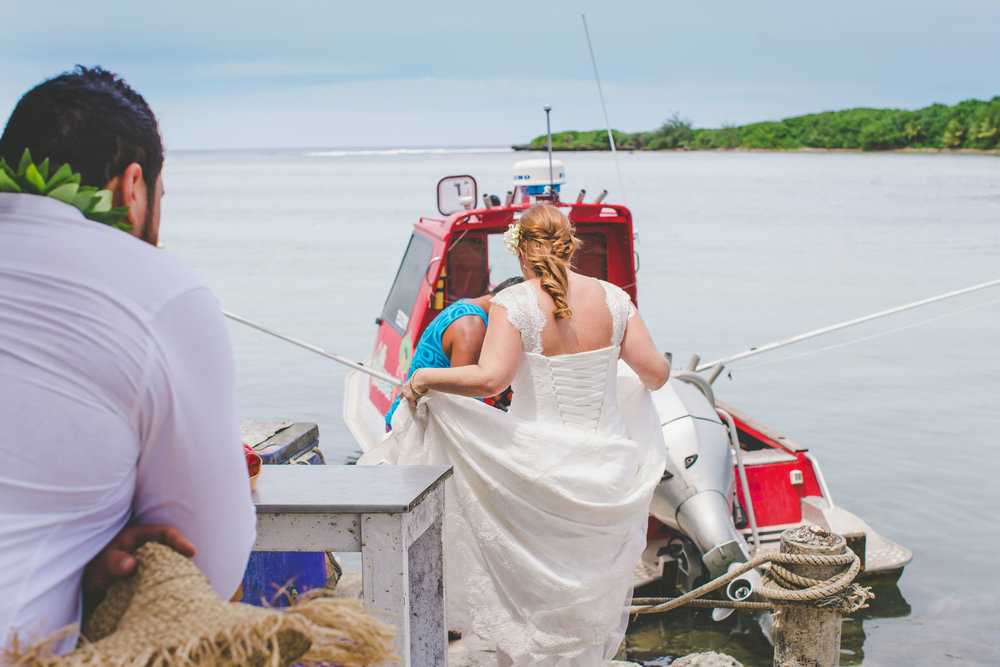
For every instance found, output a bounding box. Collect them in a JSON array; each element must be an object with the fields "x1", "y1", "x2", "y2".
[{"x1": 1, "y1": 1, "x2": 997, "y2": 150}]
